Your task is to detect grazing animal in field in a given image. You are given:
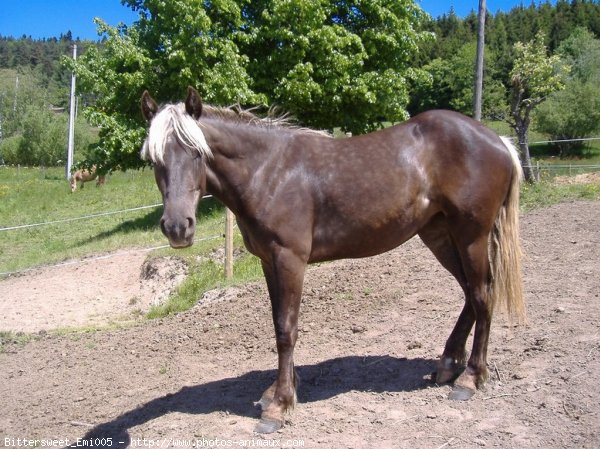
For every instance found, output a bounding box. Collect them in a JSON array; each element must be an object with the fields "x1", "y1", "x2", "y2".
[
  {"x1": 70, "y1": 166, "x2": 105, "y2": 192},
  {"x1": 140, "y1": 87, "x2": 525, "y2": 433}
]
